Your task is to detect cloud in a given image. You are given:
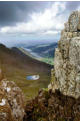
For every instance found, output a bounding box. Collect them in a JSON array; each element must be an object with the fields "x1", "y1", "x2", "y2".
[
  {"x1": 0, "y1": 1, "x2": 80, "y2": 45},
  {"x1": 43, "y1": 30, "x2": 60, "y2": 35},
  {"x1": 0, "y1": 1, "x2": 51, "y2": 27},
  {"x1": 0, "y1": 2, "x2": 66, "y2": 36},
  {"x1": 0, "y1": 1, "x2": 80, "y2": 27}
]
